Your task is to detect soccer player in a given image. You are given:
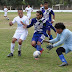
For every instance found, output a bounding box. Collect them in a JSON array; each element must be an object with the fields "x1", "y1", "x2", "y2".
[
  {"x1": 41, "y1": 2, "x2": 55, "y2": 40},
  {"x1": 21, "y1": 11, "x2": 56, "y2": 60},
  {"x1": 7, "y1": 9, "x2": 29, "y2": 57},
  {"x1": 3, "y1": 6, "x2": 9, "y2": 20},
  {"x1": 44, "y1": 23, "x2": 72, "y2": 66},
  {"x1": 25, "y1": 5, "x2": 33, "y2": 19},
  {"x1": 40, "y1": 4, "x2": 44, "y2": 11}
]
